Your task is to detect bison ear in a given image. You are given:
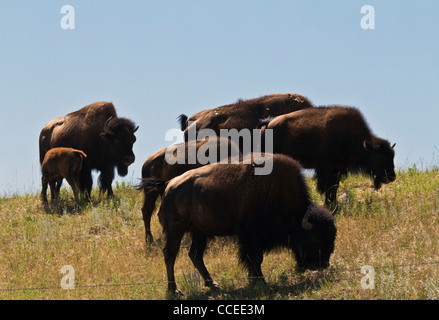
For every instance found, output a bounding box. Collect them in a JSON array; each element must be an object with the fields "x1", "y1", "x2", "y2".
[{"x1": 302, "y1": 219, "x2": 313, "y2": 231}]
